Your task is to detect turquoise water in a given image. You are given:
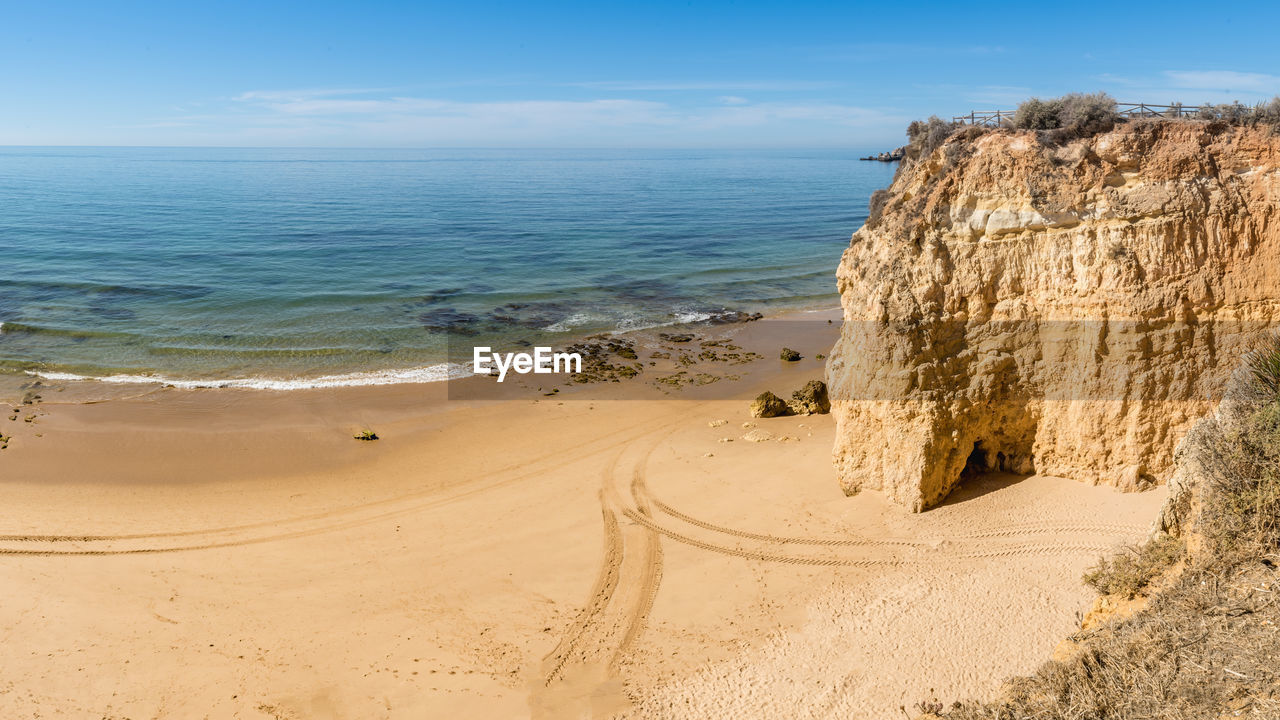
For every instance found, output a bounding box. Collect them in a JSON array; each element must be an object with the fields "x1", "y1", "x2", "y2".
[{"x1": 0, "y1": 147, "x2": 895, "y2": 387}]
